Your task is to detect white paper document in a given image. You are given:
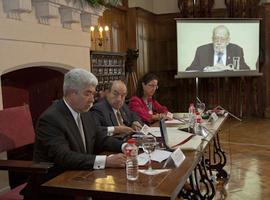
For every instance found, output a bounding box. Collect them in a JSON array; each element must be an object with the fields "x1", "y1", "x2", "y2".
[
  {"x1": 148, "y1": 127, "x2": 162, "y2": 137},
  {"x1": 165, "y1": 119, "x2": 185, "y2": 124},
  {"x1": 137, "y1": 149, "x2": 172, "y2": 166},
  {"x1": 139, "y1": 169, "x2": 171, "y2": 176},
  {"x1": 165, "y1": 127, "x2": 203, "y2": 150}
]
